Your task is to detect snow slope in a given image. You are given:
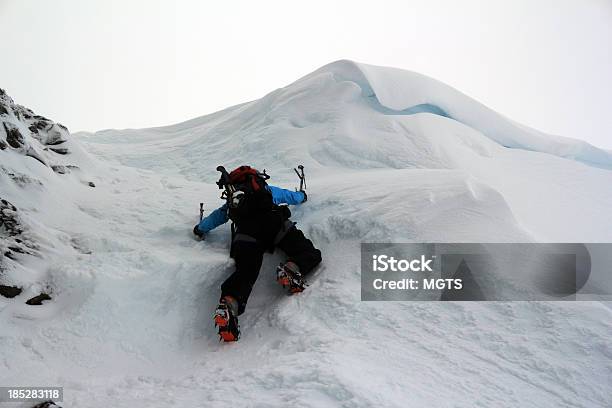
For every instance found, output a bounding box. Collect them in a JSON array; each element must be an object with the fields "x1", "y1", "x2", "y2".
[{"x1": 1, "y1": 61, "x2": 611, "y2": 407}]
